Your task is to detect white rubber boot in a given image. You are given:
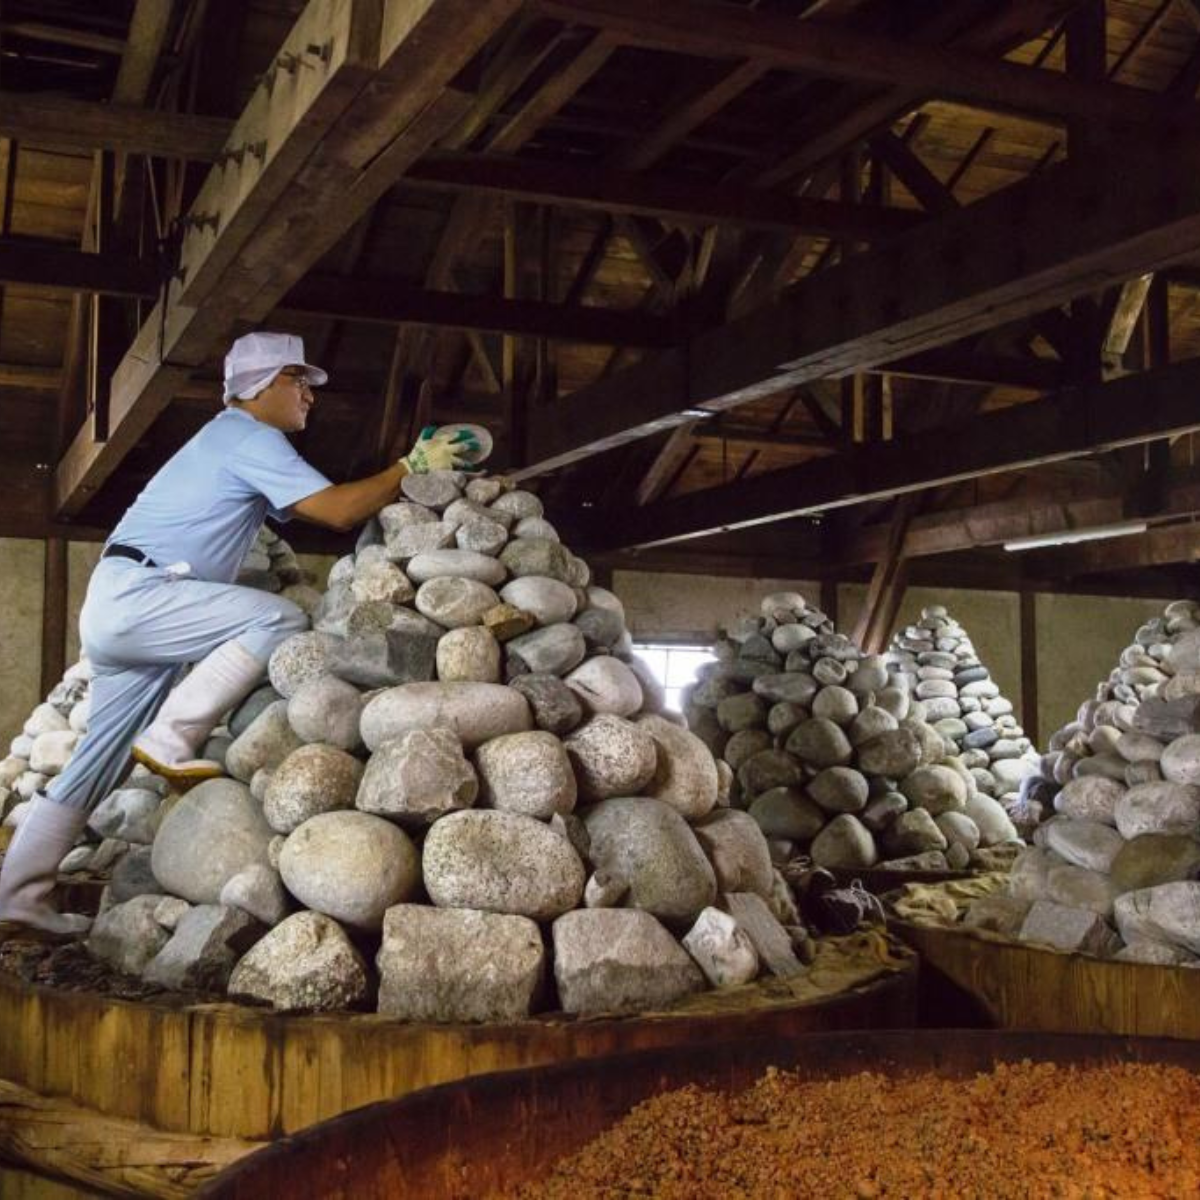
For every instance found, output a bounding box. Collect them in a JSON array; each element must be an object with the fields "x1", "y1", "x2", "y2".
[
  {"x1": 0, "y1": 794, "x2": 91, "y2": 937},
  {"x1": 132, "y1": 641, "x2": 266, "y2": 786}
]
